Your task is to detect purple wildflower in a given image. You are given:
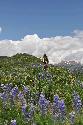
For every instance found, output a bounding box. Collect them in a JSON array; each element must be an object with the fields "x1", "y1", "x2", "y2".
[
  {"x1": 54, "y1": 95, "x2": 59, "y2": 107},
  {"x1": 52, "y1": 95, "x2": 59, "y2": 115},
  {"x1": 1, "y1": 92, "x2": 7, "y2": 100},
  {"x1": 69, "y1": 111, "x2": 75, "y2": 125},
  {"x1": 18, "y1": 91, "x2": 24, "y2": 100},
  {"x1": 22, "y1": 103, "x2": 34, "y2": 121},
  {"x1": 59, "y1": 99, "x2": 65, "y2": 112},
  {"x1": 22, "y1": 104, "x2": 27, "y2": 114},
  {"x1": 4, "y1": 83, "x2": 13, "y2": 92},
  {"x1": 39, "y1": 93, "x2": 49, "y2": 115},
  {"x1": 58, "y1": 99, "x2": 66, "y2": 120},
  {"x1": 0, "y1": 92, "x2": 7, "y2": 107},
  {"x1": 23, "y1": 85, "x2": 29, "y2": 94},
  {"x1": 72, "y1": 91, "x2": 82, "y2": 113},
  {"x1": 11, "y1": 86, "x2": 18, "y2": 98}
]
